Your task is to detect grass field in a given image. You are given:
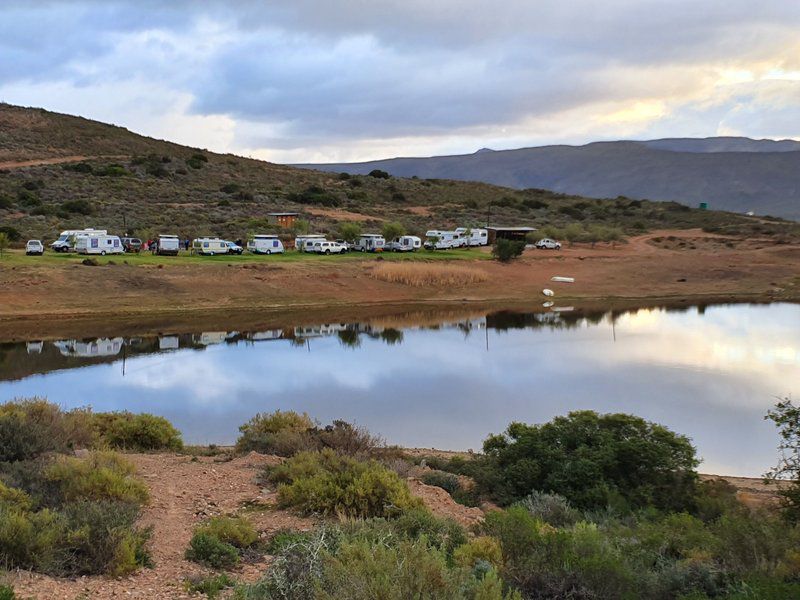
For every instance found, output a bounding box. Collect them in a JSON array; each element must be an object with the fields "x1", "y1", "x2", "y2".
[{"x1": 0, "y1": 247, "x2": 491, "y2": 267}]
